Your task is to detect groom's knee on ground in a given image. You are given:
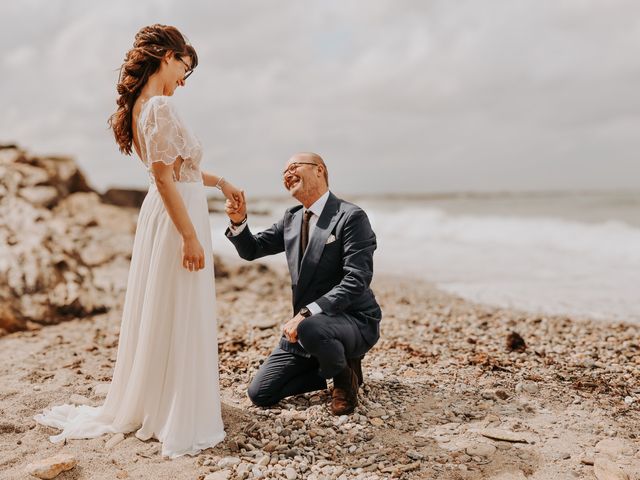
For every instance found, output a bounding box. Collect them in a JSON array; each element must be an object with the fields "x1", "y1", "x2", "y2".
[{"x1": 247, "y1": 379, "x2": 278, "y2": 407}]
